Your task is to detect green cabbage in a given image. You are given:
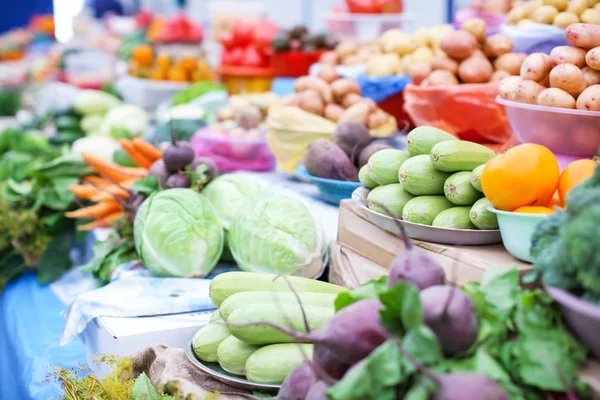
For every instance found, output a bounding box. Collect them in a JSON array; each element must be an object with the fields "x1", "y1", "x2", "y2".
[
  {"x1": 202, "y1": 174, "x2": 266, "y2": 230},
  {"x1": 134, "y1": 188, "x2": 224, "y2": 277},
  {"x1": 73, "y1": 90, "x2": 121, "y2": 116},
  {"x1": 228, "y1": 190, "x2": 325, "y2": 276}
]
